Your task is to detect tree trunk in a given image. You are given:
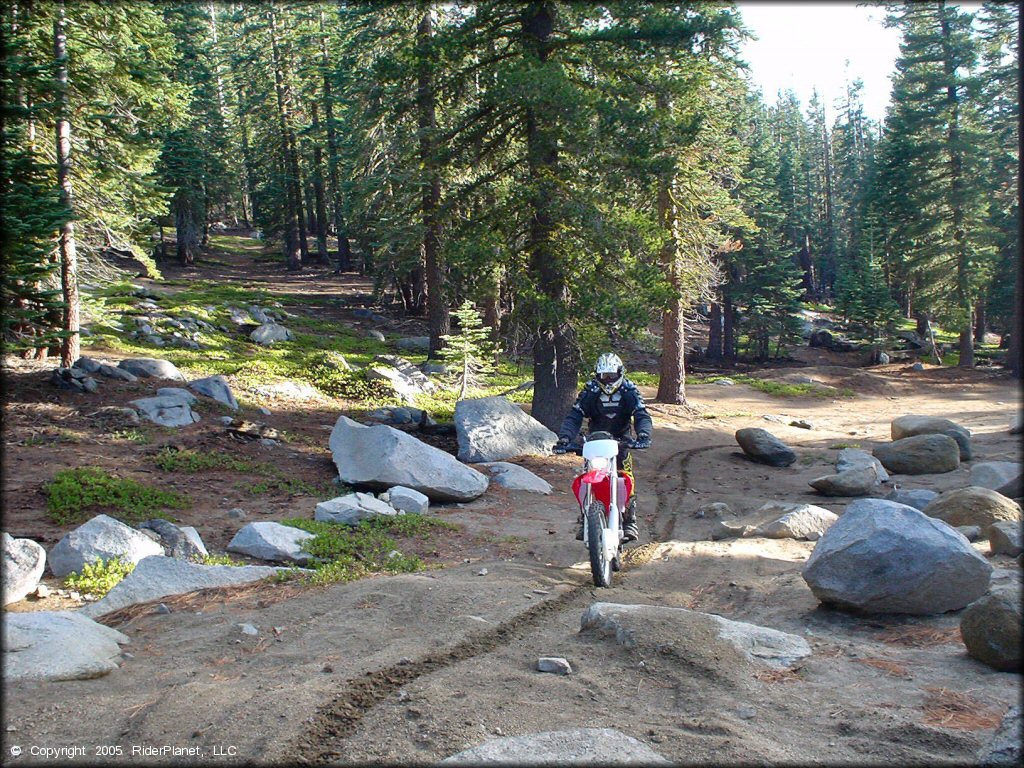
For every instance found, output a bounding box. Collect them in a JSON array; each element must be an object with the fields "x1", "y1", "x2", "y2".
[
  {"x1": 707, "y1": 301, "x2": 723, "y2": 360},
  {"x1": 175, "y1": 192, "x2": 199, "y2": 265},
  {"x1": 268, "y1": 8, "x2": 302, "y2": 271},
  {"x1": 54, "y1": 3, "x2": 79, "y2": 368},
  {"x1": 319, "y1": 10, "x2": 352, "y2": 272},
  {"x1": 973, "y1": 298, "x2": 986, "y2": 344},
  {"x1": 656, "y1": 175, "x2": 686, "y2": 405},
  {"x1": 311, "y1": 103, "x2": 329, "y2": 265},
  {"x1": 418, "y1": 8, "x2": 449, "y2": 356},
  {"x1": 1008, "y1": 249, "x2": 1022, "y2": 378},
  {"x1": 523, "y1": 1, "x2": 578, "y2": 431},
  {"x1": 723, "y1": 291, "x2": 736, "y2": 363}
]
